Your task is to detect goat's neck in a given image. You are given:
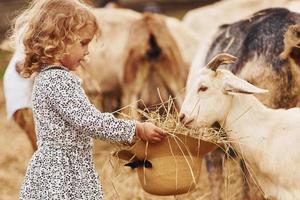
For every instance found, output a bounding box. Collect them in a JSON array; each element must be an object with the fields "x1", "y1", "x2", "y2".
[{"x1": 222, "y1": 94, "x2": 271, "y2": 147}]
